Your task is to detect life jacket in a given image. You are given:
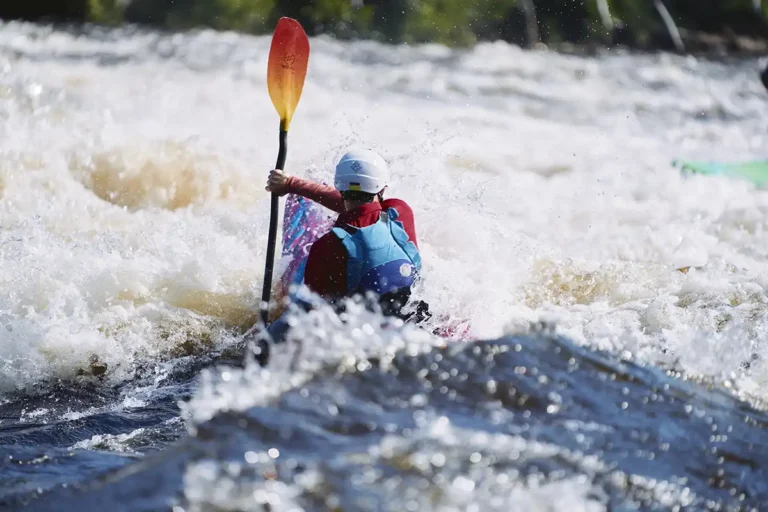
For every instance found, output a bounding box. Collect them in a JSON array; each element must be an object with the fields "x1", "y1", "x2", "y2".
[{"x1": 331, "y1": 207, "x2": 422, "y2": 297}]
